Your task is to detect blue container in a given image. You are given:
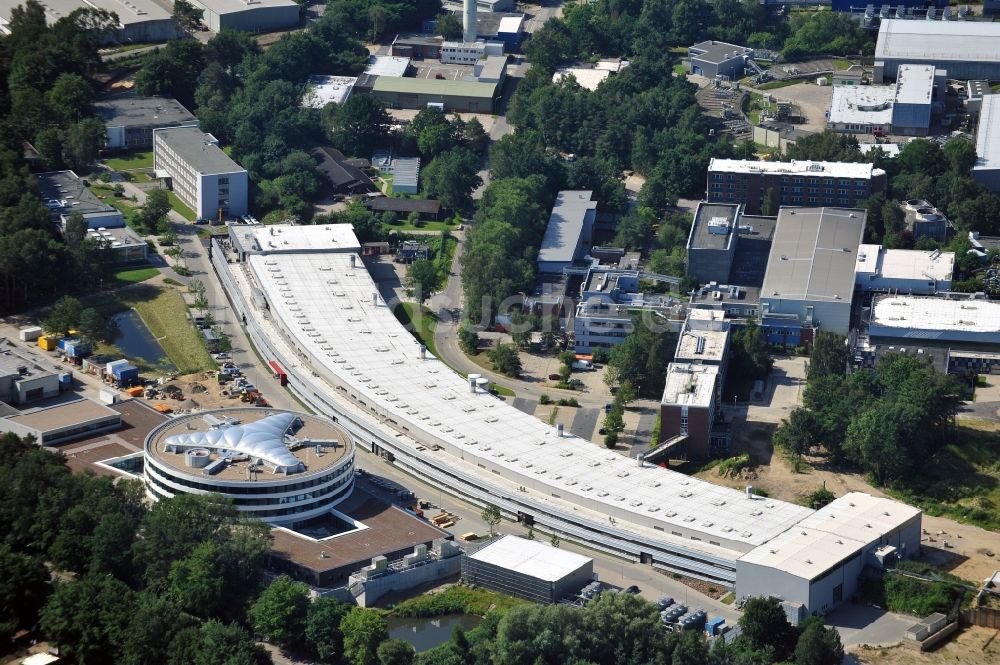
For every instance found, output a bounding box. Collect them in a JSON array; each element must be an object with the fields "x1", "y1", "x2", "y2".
[
  {"x1": 706, "y1": 617, "x2": 725, "y2": 636},
  {"x1": 113, "y1": 364, "x2": 139, "y2": 385},
  {"x1": 58, "y1": 372, "x2": 73, "y2": 389}
]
